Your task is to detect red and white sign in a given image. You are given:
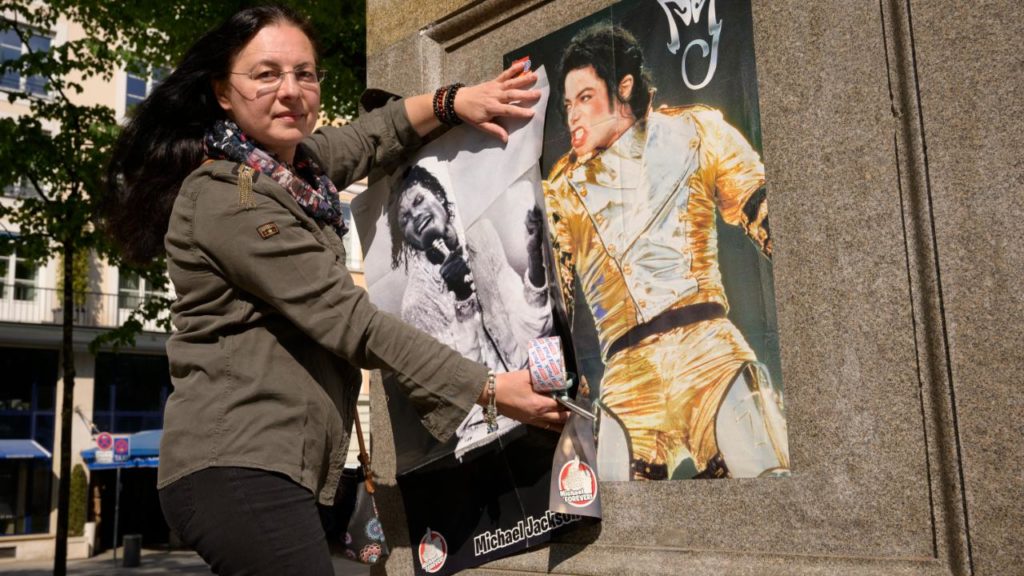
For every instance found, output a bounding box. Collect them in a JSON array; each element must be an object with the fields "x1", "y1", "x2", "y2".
[
  {"x1": 113, "y1": 436, "x2": 130, "y2": 463},
  {"x1": 558, "y1": 457, "x2": 598, "y2": 508},
  {"x1": 95, "y1": 432, "x2": 114, "y2": 464},
  {"x1": 96, "y1": 432, "x2": 113, "y2": 451},
  {"x1": 418, "y1": 527, "x2": 447, "y2": 573}
]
